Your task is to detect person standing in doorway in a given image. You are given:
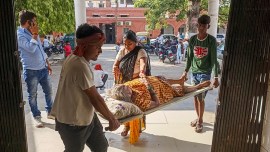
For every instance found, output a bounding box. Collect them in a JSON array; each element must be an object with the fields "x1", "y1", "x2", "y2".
[
  {"x1": 17, "y1": 10, "x2": 54, "y2": 128},
  {"x1": 180, "y1": 14, "x2": 219, "y2": 133}
]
